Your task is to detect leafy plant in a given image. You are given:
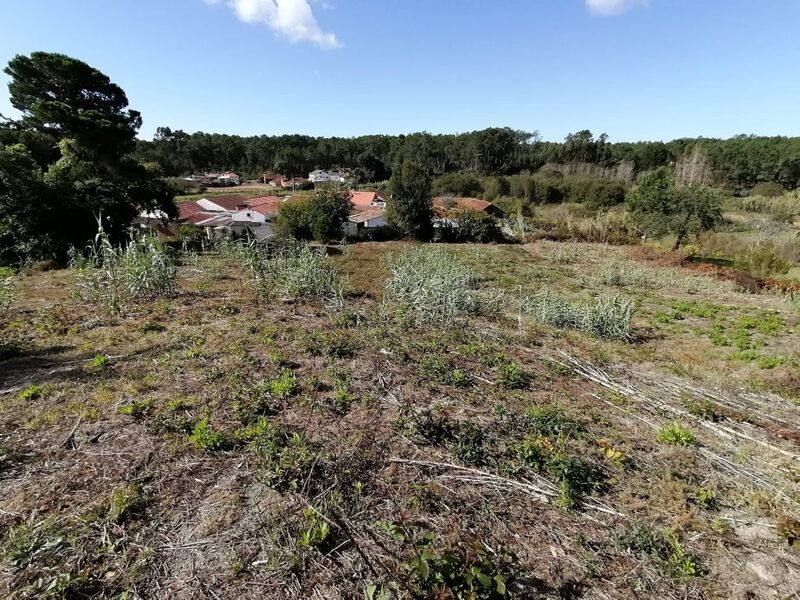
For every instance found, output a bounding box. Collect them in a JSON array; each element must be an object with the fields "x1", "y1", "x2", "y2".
[
  {"x1": 108, "y1": 483, "x2": 144, "y2": 522},
  {"x1": 656, "y1": 423, "x2": 696, "y2": 446},
  {"x1": 18, "y1": 384, "x2": 45, "y2": 402},
  {"x1": 189, "y1": 417, "x2": 228, "y2": 451},
  {"x1": 404, "y1": 532, "x2": 512, "y2": 599},
  {"x1": 117, "y1": 398, "x2": 153, "y2": 418},
  {"x1": 267, "y1": 369, "x2": 298, "y2": 400},
  {"x1": 497, "y1": 361, "x2": 529, "y2": 389},
  {"x1": 297, "y1": 508, "x2": 331, "y2": 550}
]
